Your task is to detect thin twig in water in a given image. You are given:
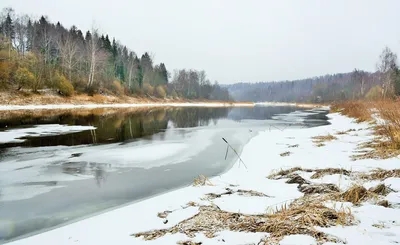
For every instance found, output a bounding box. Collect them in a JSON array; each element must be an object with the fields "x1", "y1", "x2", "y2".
[{"x1": 222, "y1": 137, "x2": 247, "y2": 169}]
